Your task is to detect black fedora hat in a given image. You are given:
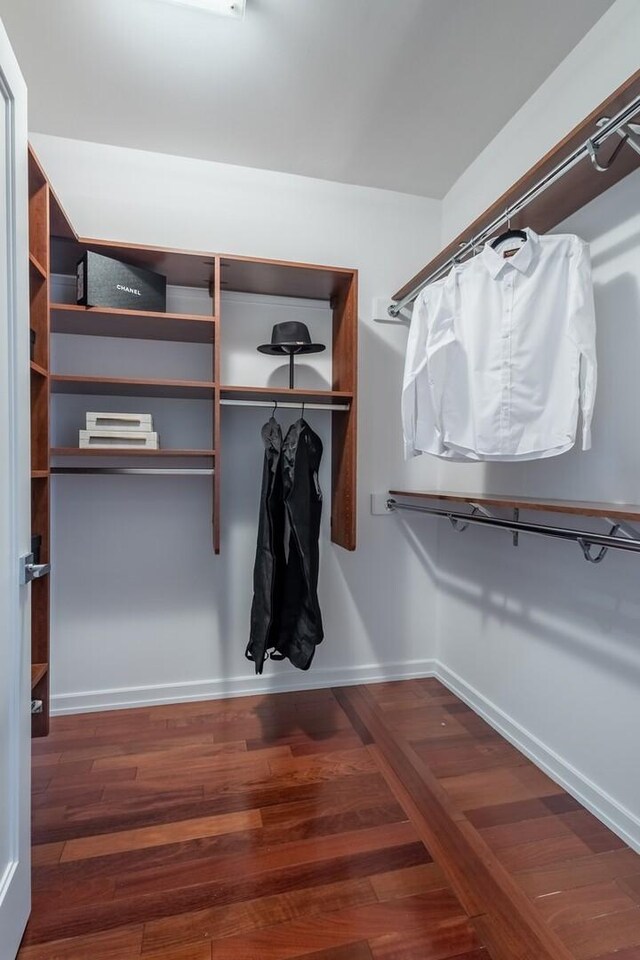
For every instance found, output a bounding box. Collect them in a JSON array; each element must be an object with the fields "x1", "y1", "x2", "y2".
[{"x1": 257, "y1": 321, "x2": 325, "y2": 355}]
